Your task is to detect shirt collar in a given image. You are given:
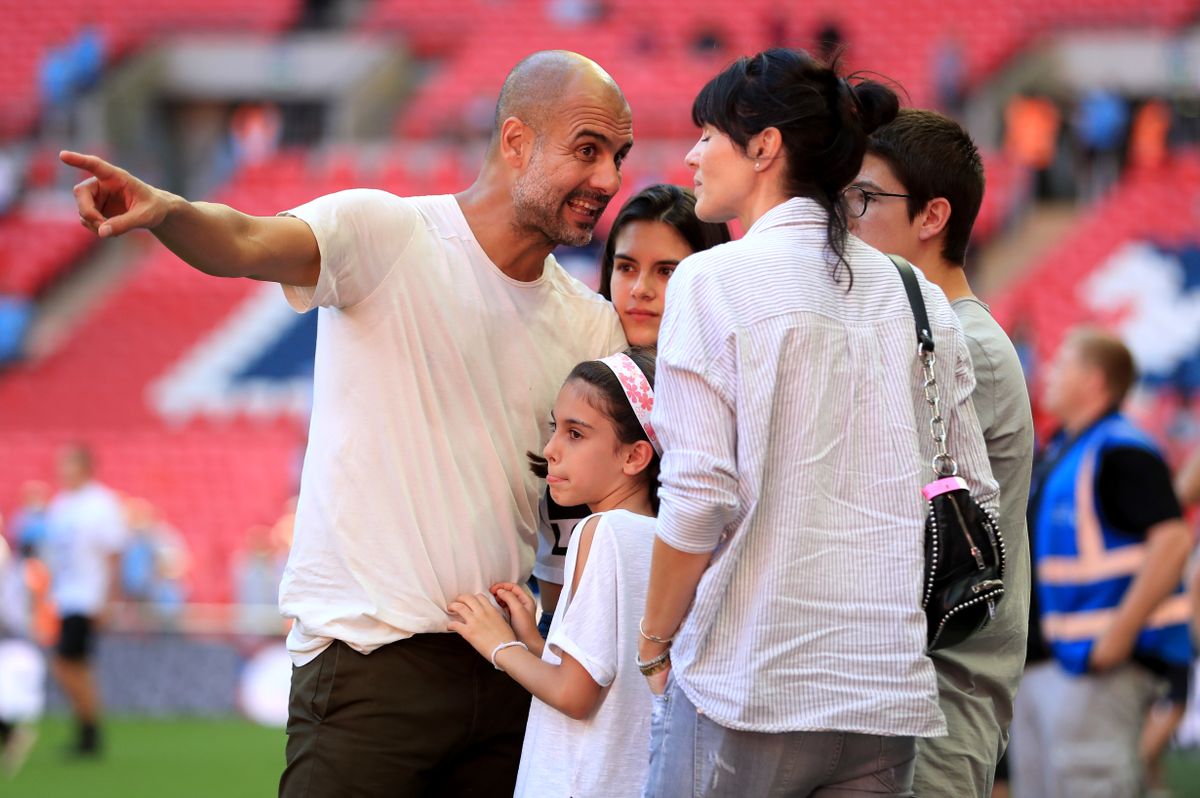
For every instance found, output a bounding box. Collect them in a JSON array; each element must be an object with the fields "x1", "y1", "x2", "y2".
[{"x1": 744, "y1": 197, "x2": 828, "y2": 237}]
